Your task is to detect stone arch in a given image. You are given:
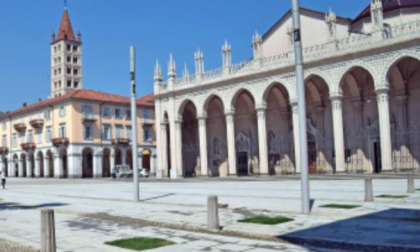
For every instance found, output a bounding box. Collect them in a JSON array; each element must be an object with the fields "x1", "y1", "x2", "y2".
[
  {"x1": 205, "y1": 95, "x2": 228, "y2": 177},
  {"x1": 46, "y1": 150, "x2": 54, "y2": 178},
  {"x1": 262, "y1": 82, "x2": 290, "y2": 108},
  {"x1": 338, "y1": 63, "x2": 378, "y2": 92},
  {"x1": 37, "y1": 151, "x2": 44, "y2": 178},
  {"x1": 20, "y1": 153, "x2": 27, "y2": 178},
  {"x1": 386, "y1": 56, "x2": 420, "y2": 172},
  {"x1": 177, "y1": 98, "x2": 199, "y2": 120},
  {"x1": 82, "y1": 147, "x2": 94, "y2": 178},
  {"x1": 230, "y1": 88, "x2": 256, "y2": 113},
  {"x1": 340, "y1": 66, "x2": 378, "y2": 173},
  {"x1": 381, "y1": 52, "x2": 420, "y2": 85},
  {"x1": 102, "y1": 148, "x2": 111, "y2": 177},
  {"x1": 180, "y1": 100, "x2": 199, "y2": 177}
]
